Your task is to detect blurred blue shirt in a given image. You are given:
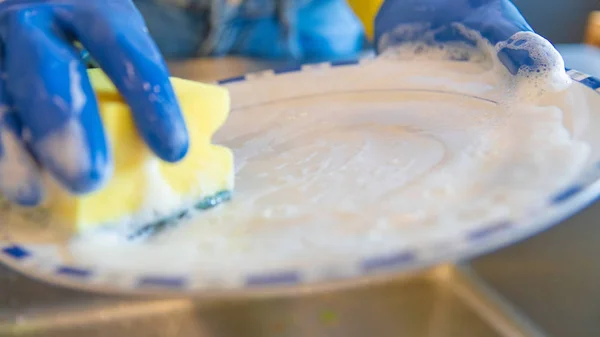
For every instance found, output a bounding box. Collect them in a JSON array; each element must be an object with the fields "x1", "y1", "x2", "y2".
[{"x1": 133, "y1": 0, "x2": 367, "y2": 60}]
